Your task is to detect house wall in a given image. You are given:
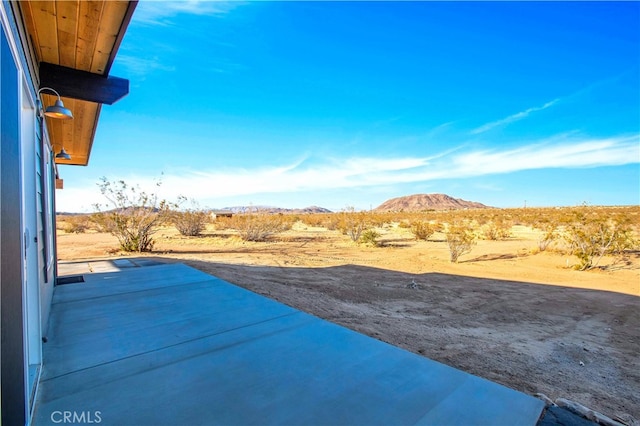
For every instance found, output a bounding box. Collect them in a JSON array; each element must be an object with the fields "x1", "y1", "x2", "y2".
[
  {"x1": 1, "y1": 2, "x2": 59, "y2": 423},
  {"x1": 1, "y1": 19, "x2": 28, "y2": 426}
]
